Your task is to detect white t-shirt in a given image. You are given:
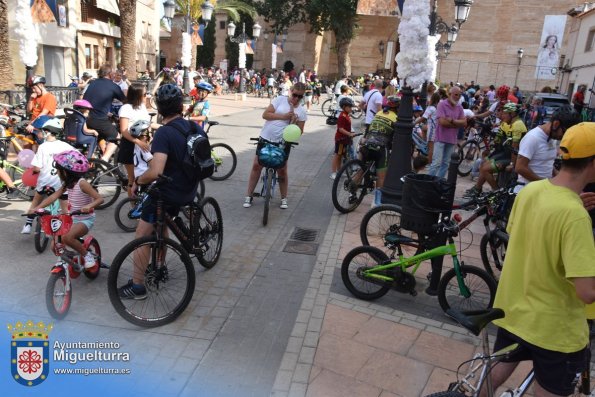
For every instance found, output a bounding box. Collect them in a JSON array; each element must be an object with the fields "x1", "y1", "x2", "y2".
[
  {"x1": 118, "y1": 104, "x2": 150, "y2": 134},
  {"x1": 463, "y1": 109, "x2": 474, "y2": 118},
  {"x1": 422, "y1": 105, "x2": 437, "y2": 141},
  {"x1": 363, "y1": 89, "x2": 383, "y2": 124},
  {"x1": 260, "y1": 96, "x2": 307, "y2": 143},
  {"x1": 112, "y1": 80, "x2": 128, "y2": 106},
  {"x1": 267, "y1": 77, "x2": 275, "y2": 87},
  {"x1": 515, "y1": 126, "x2": 559, "y2": 191},
  {"x1": 31, "y1": 140, "x2": 75, "y2": 190},
  {"x1": 133, "y1": 145, "x2": 153, "y2": 178},
  {"x1": 334, "y1": 80, "x2": 347, "y2": 95},
  {"x1": 298, "y1": 72, "x2": 306, "y2": 84},
  {"x1": 279, "y1": 82, "x2": 291, "y2": 96}
]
